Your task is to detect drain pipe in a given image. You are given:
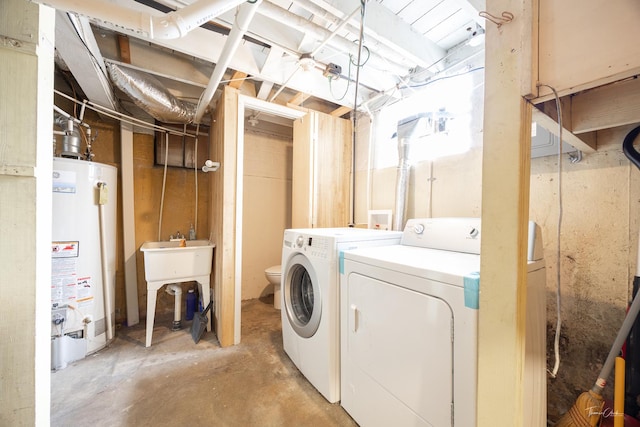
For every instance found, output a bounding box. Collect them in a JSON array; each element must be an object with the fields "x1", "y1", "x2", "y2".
[
  {"x1": 194, "y1": 0, "x2": 262, "y2": 123},
  {"x1": 165, "y1": 284, "x2": 183, "y2": 330}
]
